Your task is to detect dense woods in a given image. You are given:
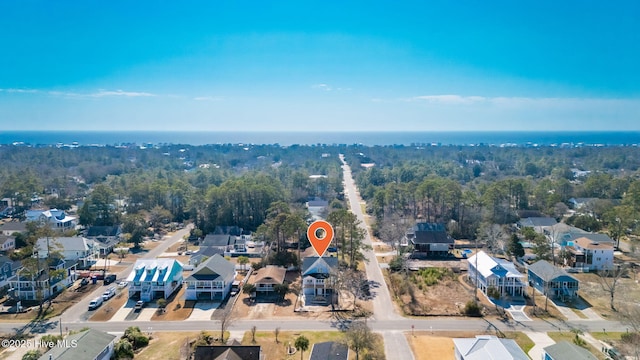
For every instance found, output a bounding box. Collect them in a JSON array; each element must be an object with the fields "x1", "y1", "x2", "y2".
[{"x1": 3, "y1": 142, "x2": 640, "y2": 258}]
